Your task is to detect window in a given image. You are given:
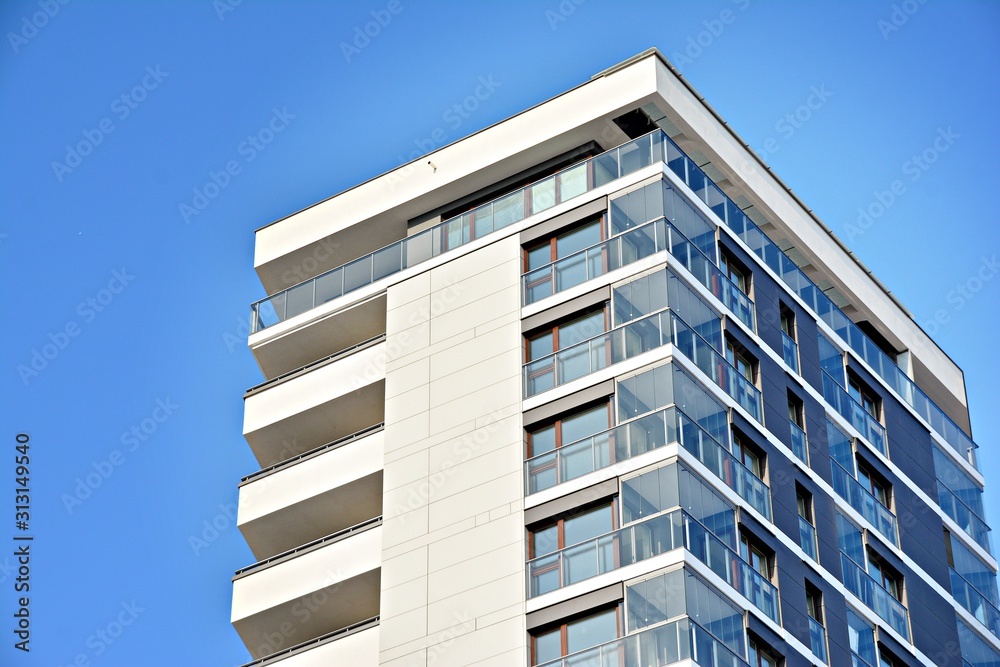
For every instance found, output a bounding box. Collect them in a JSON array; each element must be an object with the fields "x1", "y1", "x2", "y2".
[
  {"x1": 733, "y1": 431, "x2": 764, "y2": 479},
  {"x1": 787, "y1": 394, "x2": 804, "y2": 428},
  {"x1": 748, "y1": 636, "x2": 780, "y2": 667},
  {"x1": 726, "y1": 338, "x2": 756, "y2": 383},
  {"x1": 797, "y1": 486, "x2": 817, "y2": 559},
  {"x1": 740, "y1": 532, "x2": 772, "y2": 579},
  {"x1": 526, "y1": 308, "x2": 607, "y2": 362},
  {"x1": 526, "y1": 401, "x2": 611, "y2": 458},
  {"x1": 525, "y1": 218, "x2": 604, "y2": 272},
  {"x1": 805, "y1": 583, "x2": 828, "y2": 663},
  {"x1": 779, "y1": 304, "x2": 795, "y2": 339},
  {"x1": 857, "y1": 460, "x2": 890, "y2": 508},
  {"x1": 848, "y1": 374, "x2": 880, "y2": 420},
  {"x1": 530, "y1": 502, "x2": 615, "y2": 558},
  {"x1": 531, "y1": 606, "x2": 620, "y2": 665},
  {"x1": 721, "y1": 249, "x2": 750, "y2": 295},
  {"x1": 867, "y1": 552, "x2": 902, "y2": 601}
]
